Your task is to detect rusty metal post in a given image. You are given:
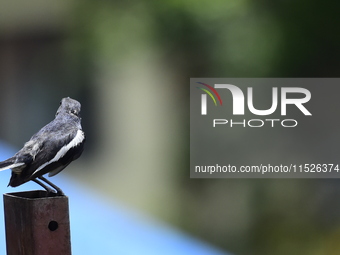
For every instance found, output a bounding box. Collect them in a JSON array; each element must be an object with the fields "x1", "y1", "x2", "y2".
[{"x1": 3, "y1": 190, "x2": 71, "y2": 255}]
